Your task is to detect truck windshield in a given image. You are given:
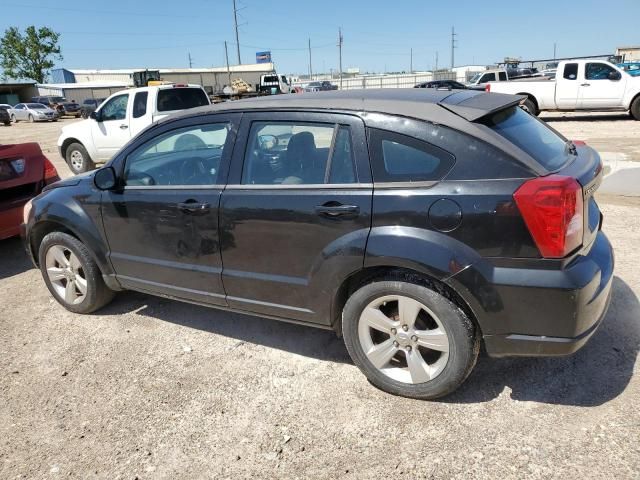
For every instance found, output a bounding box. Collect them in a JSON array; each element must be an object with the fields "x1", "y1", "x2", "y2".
[
  {"x1": 481, "y1": 106, "x2": 570, "y2": 171},
  {"x1": 156, "y1": 88, "x2": 209, "y2": 112}
]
